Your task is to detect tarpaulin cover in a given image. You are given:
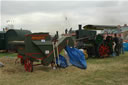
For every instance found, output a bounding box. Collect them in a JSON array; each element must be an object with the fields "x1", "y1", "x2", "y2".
[
  {"x1": 123, "y1": 42, "x2": 128, "y2": 51},
  {"x1": 56, "y1": 55, "x2": 68, "y2": 68},
  {"x1": 65, "y1": 46, "x2": 87, "y2": 69}
]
